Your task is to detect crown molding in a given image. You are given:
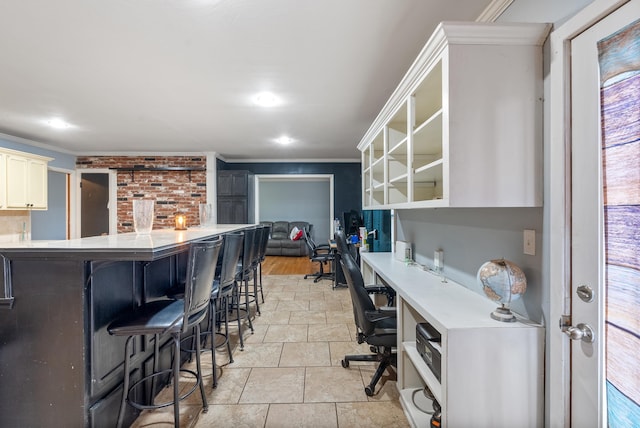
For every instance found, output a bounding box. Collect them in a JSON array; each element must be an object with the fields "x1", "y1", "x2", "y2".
[{"x1": 476, "y1": 0, "x2": 515, "y2": 22}]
